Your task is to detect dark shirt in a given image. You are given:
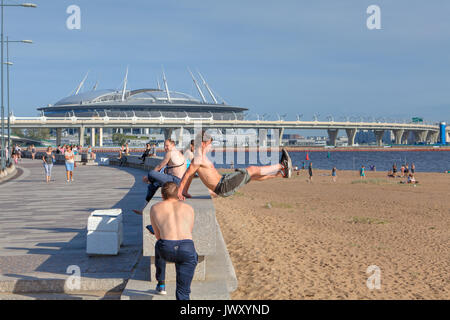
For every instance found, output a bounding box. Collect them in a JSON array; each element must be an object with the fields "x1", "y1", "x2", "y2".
[{"x1": 43, "y1": 152, "x2": 54, "y2": 164}]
